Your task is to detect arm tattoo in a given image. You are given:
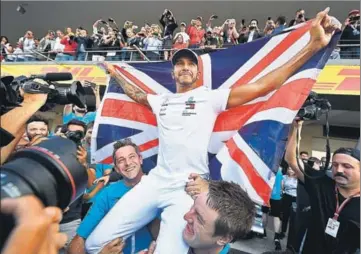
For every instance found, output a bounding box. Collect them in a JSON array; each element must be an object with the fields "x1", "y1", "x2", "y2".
[{"x1": 113, "y1": 72, "x2": 150, "y2": 108}]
